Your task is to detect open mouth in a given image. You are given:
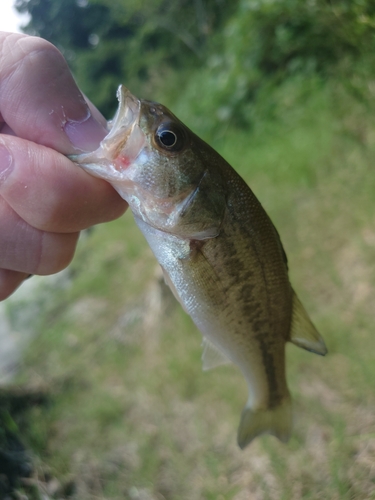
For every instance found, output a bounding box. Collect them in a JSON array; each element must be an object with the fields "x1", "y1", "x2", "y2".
[
  {"x1": 69, "y1": 85, "x2": 145, "y2": 182},
  {"x1": 107, "y1": 86, "x2": 141, "y2": 140}
]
